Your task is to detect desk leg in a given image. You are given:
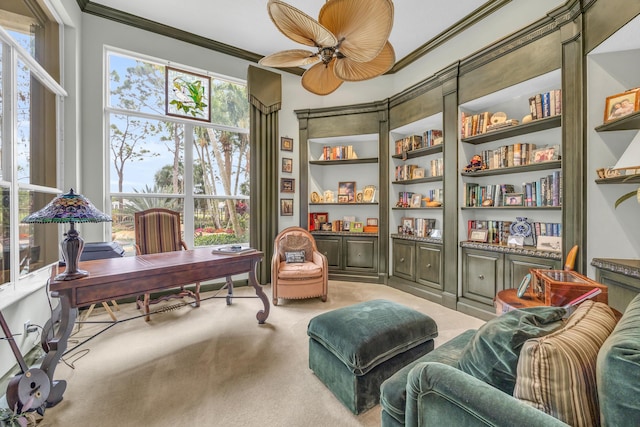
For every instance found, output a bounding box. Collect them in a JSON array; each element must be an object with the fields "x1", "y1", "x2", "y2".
[
  {"x1": 40, "y1": 292, "x2": 77, "y2": 408},
  {"x1": 249, "y1": 260, "x2": 270, "y2": 324}
]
